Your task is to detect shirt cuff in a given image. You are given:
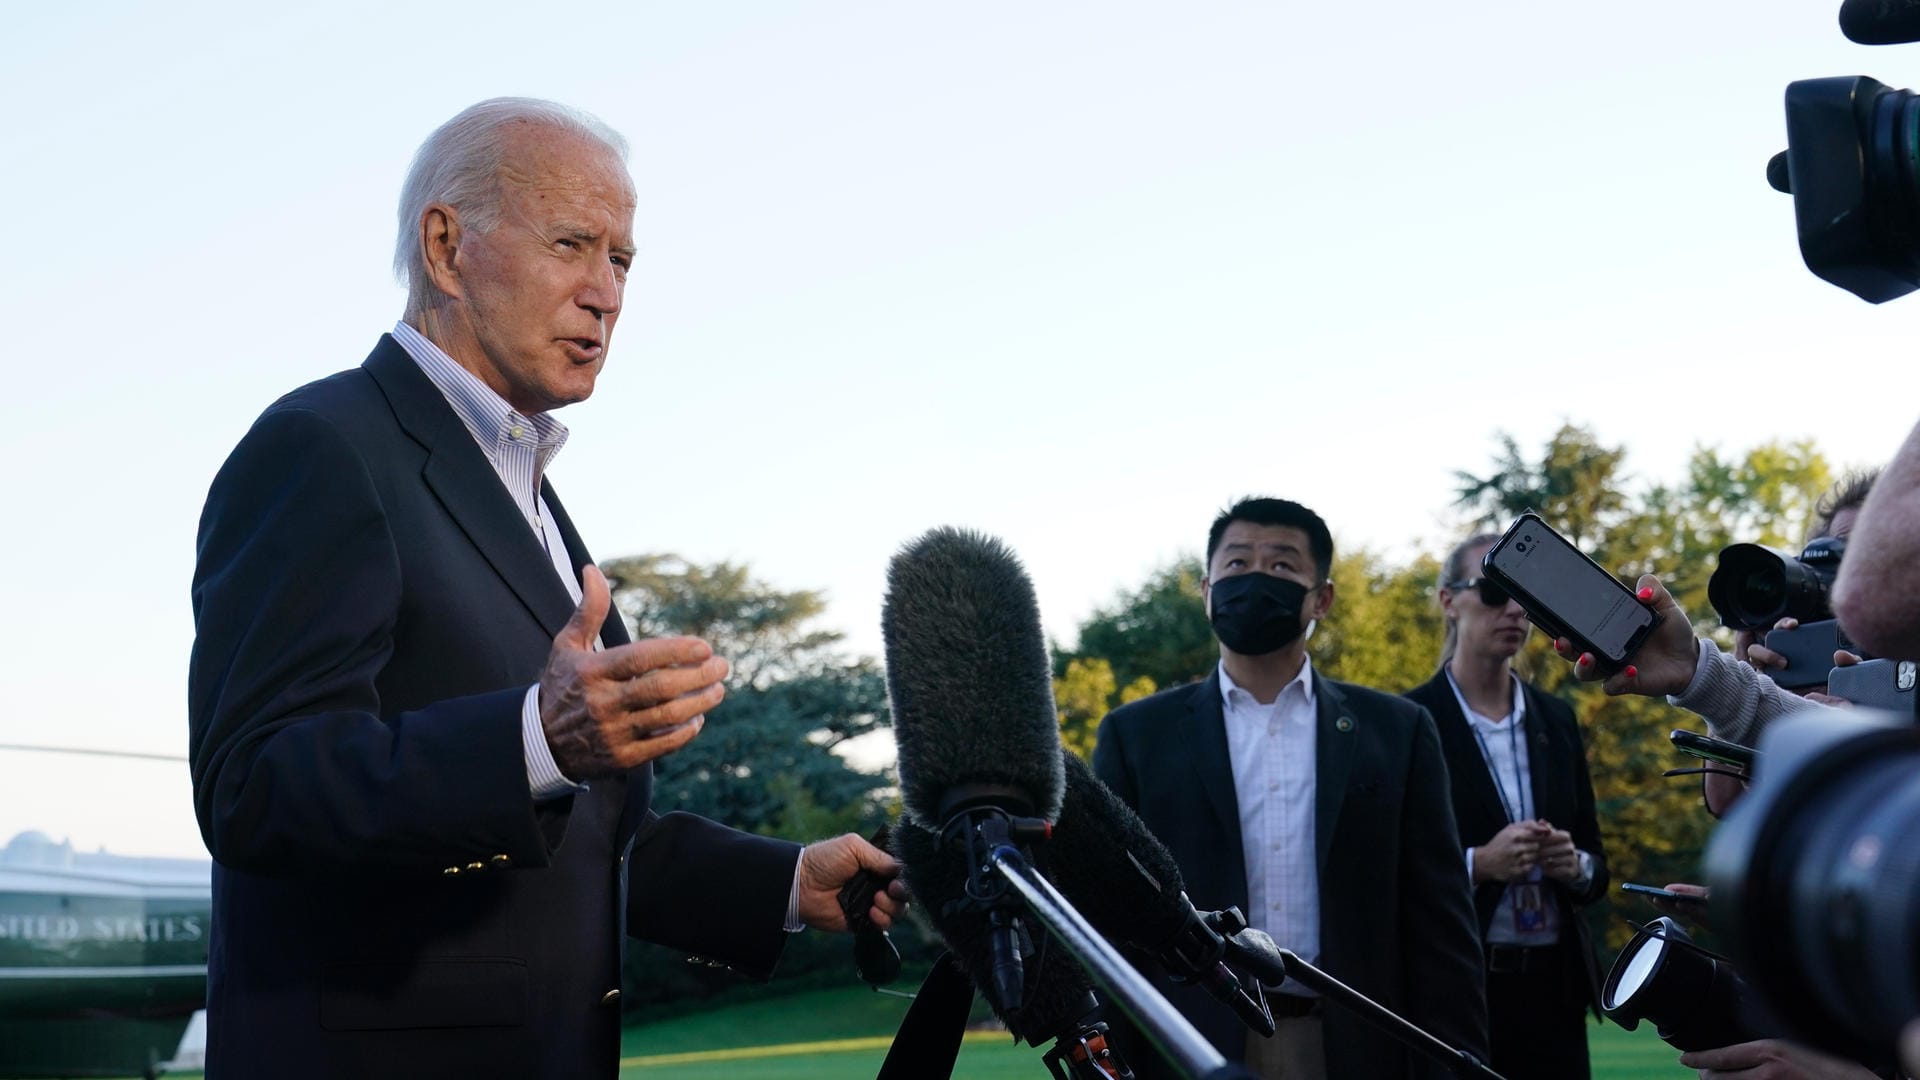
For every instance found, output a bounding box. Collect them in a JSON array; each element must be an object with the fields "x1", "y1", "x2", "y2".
[
  {"x1": 522, "y1": 684, "x2": 588, "y2": 802},
  {"x1": 1570, "y1": 850, "x2": 1595, "y2": 892},
  {"x1": 784, "y1": 853, "x2": 805, "y2": 933},
  {"x1": 1464, "y1": 847, "x2": 1477, "y2": 884}
]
